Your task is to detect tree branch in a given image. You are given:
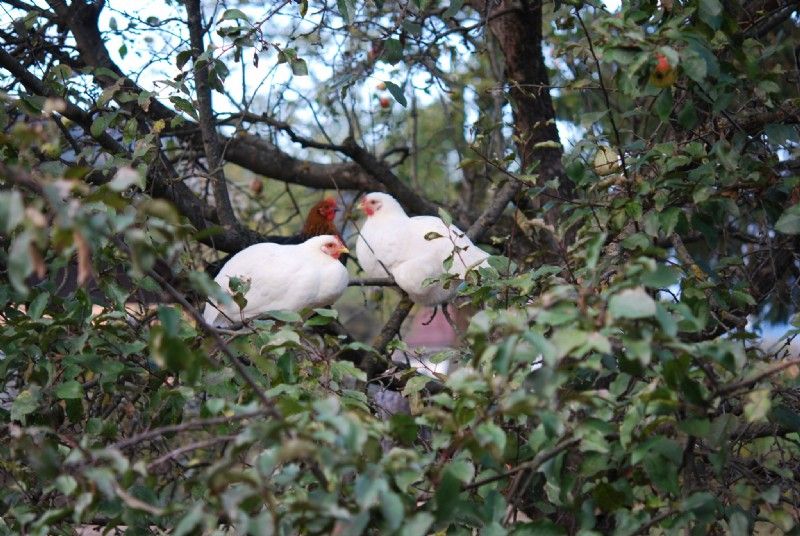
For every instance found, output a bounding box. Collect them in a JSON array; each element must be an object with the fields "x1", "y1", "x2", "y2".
[
  {"x1": 112, "y1": 411, "x2": 266, "y2": 450},
  {"x1": 341, "y1": 136, "x2": 438, "y2": 215},
  {"x1": 466, "y1": 181, "x2": 520, "y2": 242},
  {"x1": 365, "y1": 294, "x2": 415, "y2": 378},
  {"x1": 184, "y1": 0, "x2": 238, "y2": 231},
  {"x1": 0, "y1": 47, "x2": 260, "y2": 253},
  {"x1": 714, "y1": 358, "x2": 800, "y2": 398},
  {"x1": 464, "y1": 436, "x2": 580, "y2": 491}
]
